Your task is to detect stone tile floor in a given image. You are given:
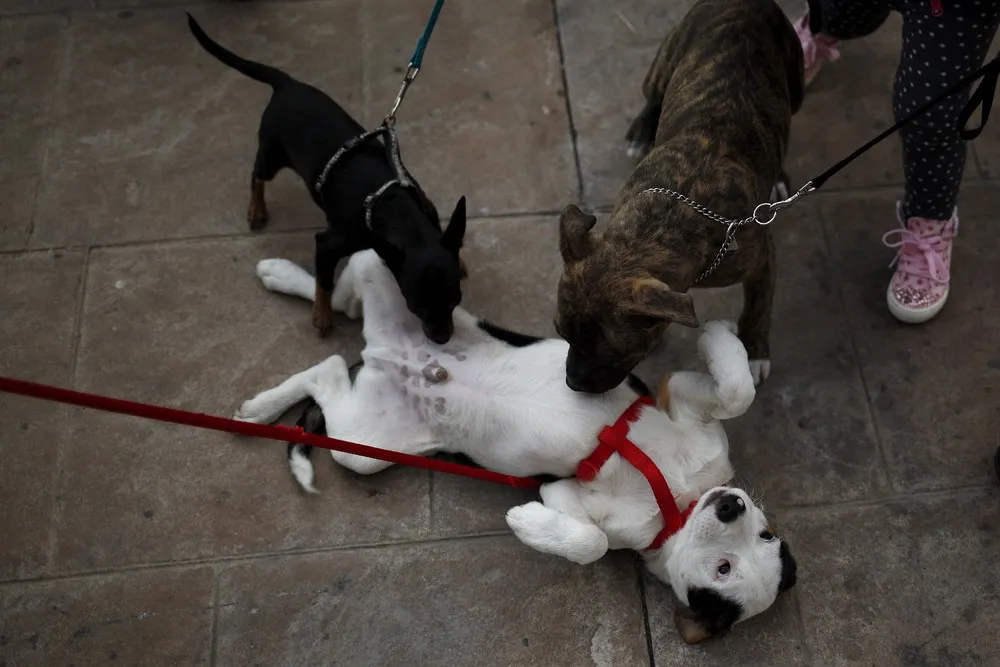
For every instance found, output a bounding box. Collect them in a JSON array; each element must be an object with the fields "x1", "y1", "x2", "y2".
[{"x1": 1, "y1": 0, "x2": 998, "y2": 665}]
